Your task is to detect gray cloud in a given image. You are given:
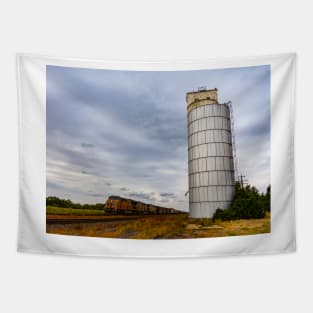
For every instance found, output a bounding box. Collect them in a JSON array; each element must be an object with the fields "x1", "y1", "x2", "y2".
[
  {"x1": 160, "y1": 192, "x2": 176, "y2": 198},
  {"x1": 128, "y1": 192, "x2": 158, "y2": 202},
  {"x1": 46, "y1": 65, "x2": 270, "y2": 210},
  {"x1": 81, "y1": 142, "x2": 95, "y2": 148},
  {"x1": 89, "y1": 193, "x2": 104, "y2": 197}
]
